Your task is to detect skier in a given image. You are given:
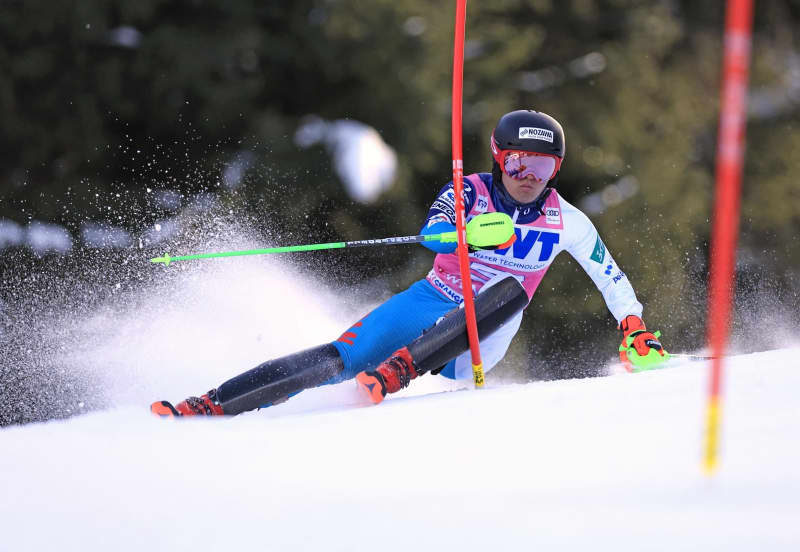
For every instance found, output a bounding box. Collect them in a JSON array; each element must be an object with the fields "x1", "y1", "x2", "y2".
[{"x1": 151, "y1": 109, "x2": 668, "y2": 417}]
